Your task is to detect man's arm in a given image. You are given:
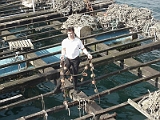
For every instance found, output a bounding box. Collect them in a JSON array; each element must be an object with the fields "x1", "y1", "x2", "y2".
[
  {"x1": 60, "y1": 48, "x2": 66, "y2": 60},
  {"x1": 82, "y1": 48, "x2": 92, "y2": 59}
]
